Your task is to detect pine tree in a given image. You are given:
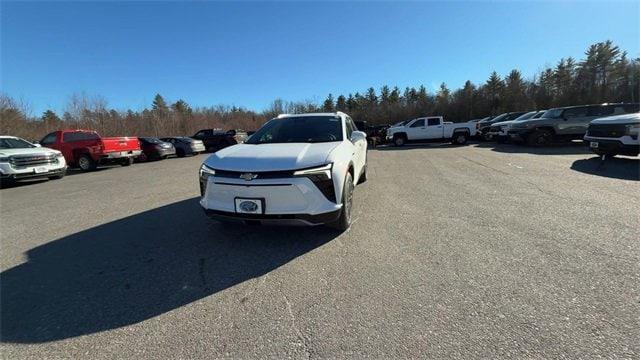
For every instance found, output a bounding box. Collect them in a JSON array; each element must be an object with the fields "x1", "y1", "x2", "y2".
[{"x1": 322, "y1": 94, "x2": 335, "y2": 112}]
